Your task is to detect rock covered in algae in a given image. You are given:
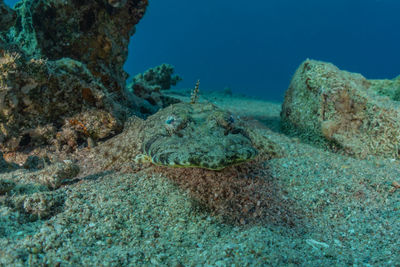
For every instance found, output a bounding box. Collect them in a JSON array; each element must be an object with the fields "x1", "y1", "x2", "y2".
[
  {"x1": 131, "y1": 63, "x2": 182, "y2": 91},
  {"x1": 8, "y1": 0, "x2": 148, "y2": 91},
  {"x1": 0, "y1": 53, "x2": 128, "y2": 151},
  {"x1": 137, "y1": 102, "x2": 258, "y2": 170},
  {"x1": 281, "y1": 59, "x2": 400, "y2": 158},
  {"x1": 126, "y1": 64, "x2": 182, "y2": 115},
  {"x1": 0, "y1": 0, "x2": 149, "y2": 152}
]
